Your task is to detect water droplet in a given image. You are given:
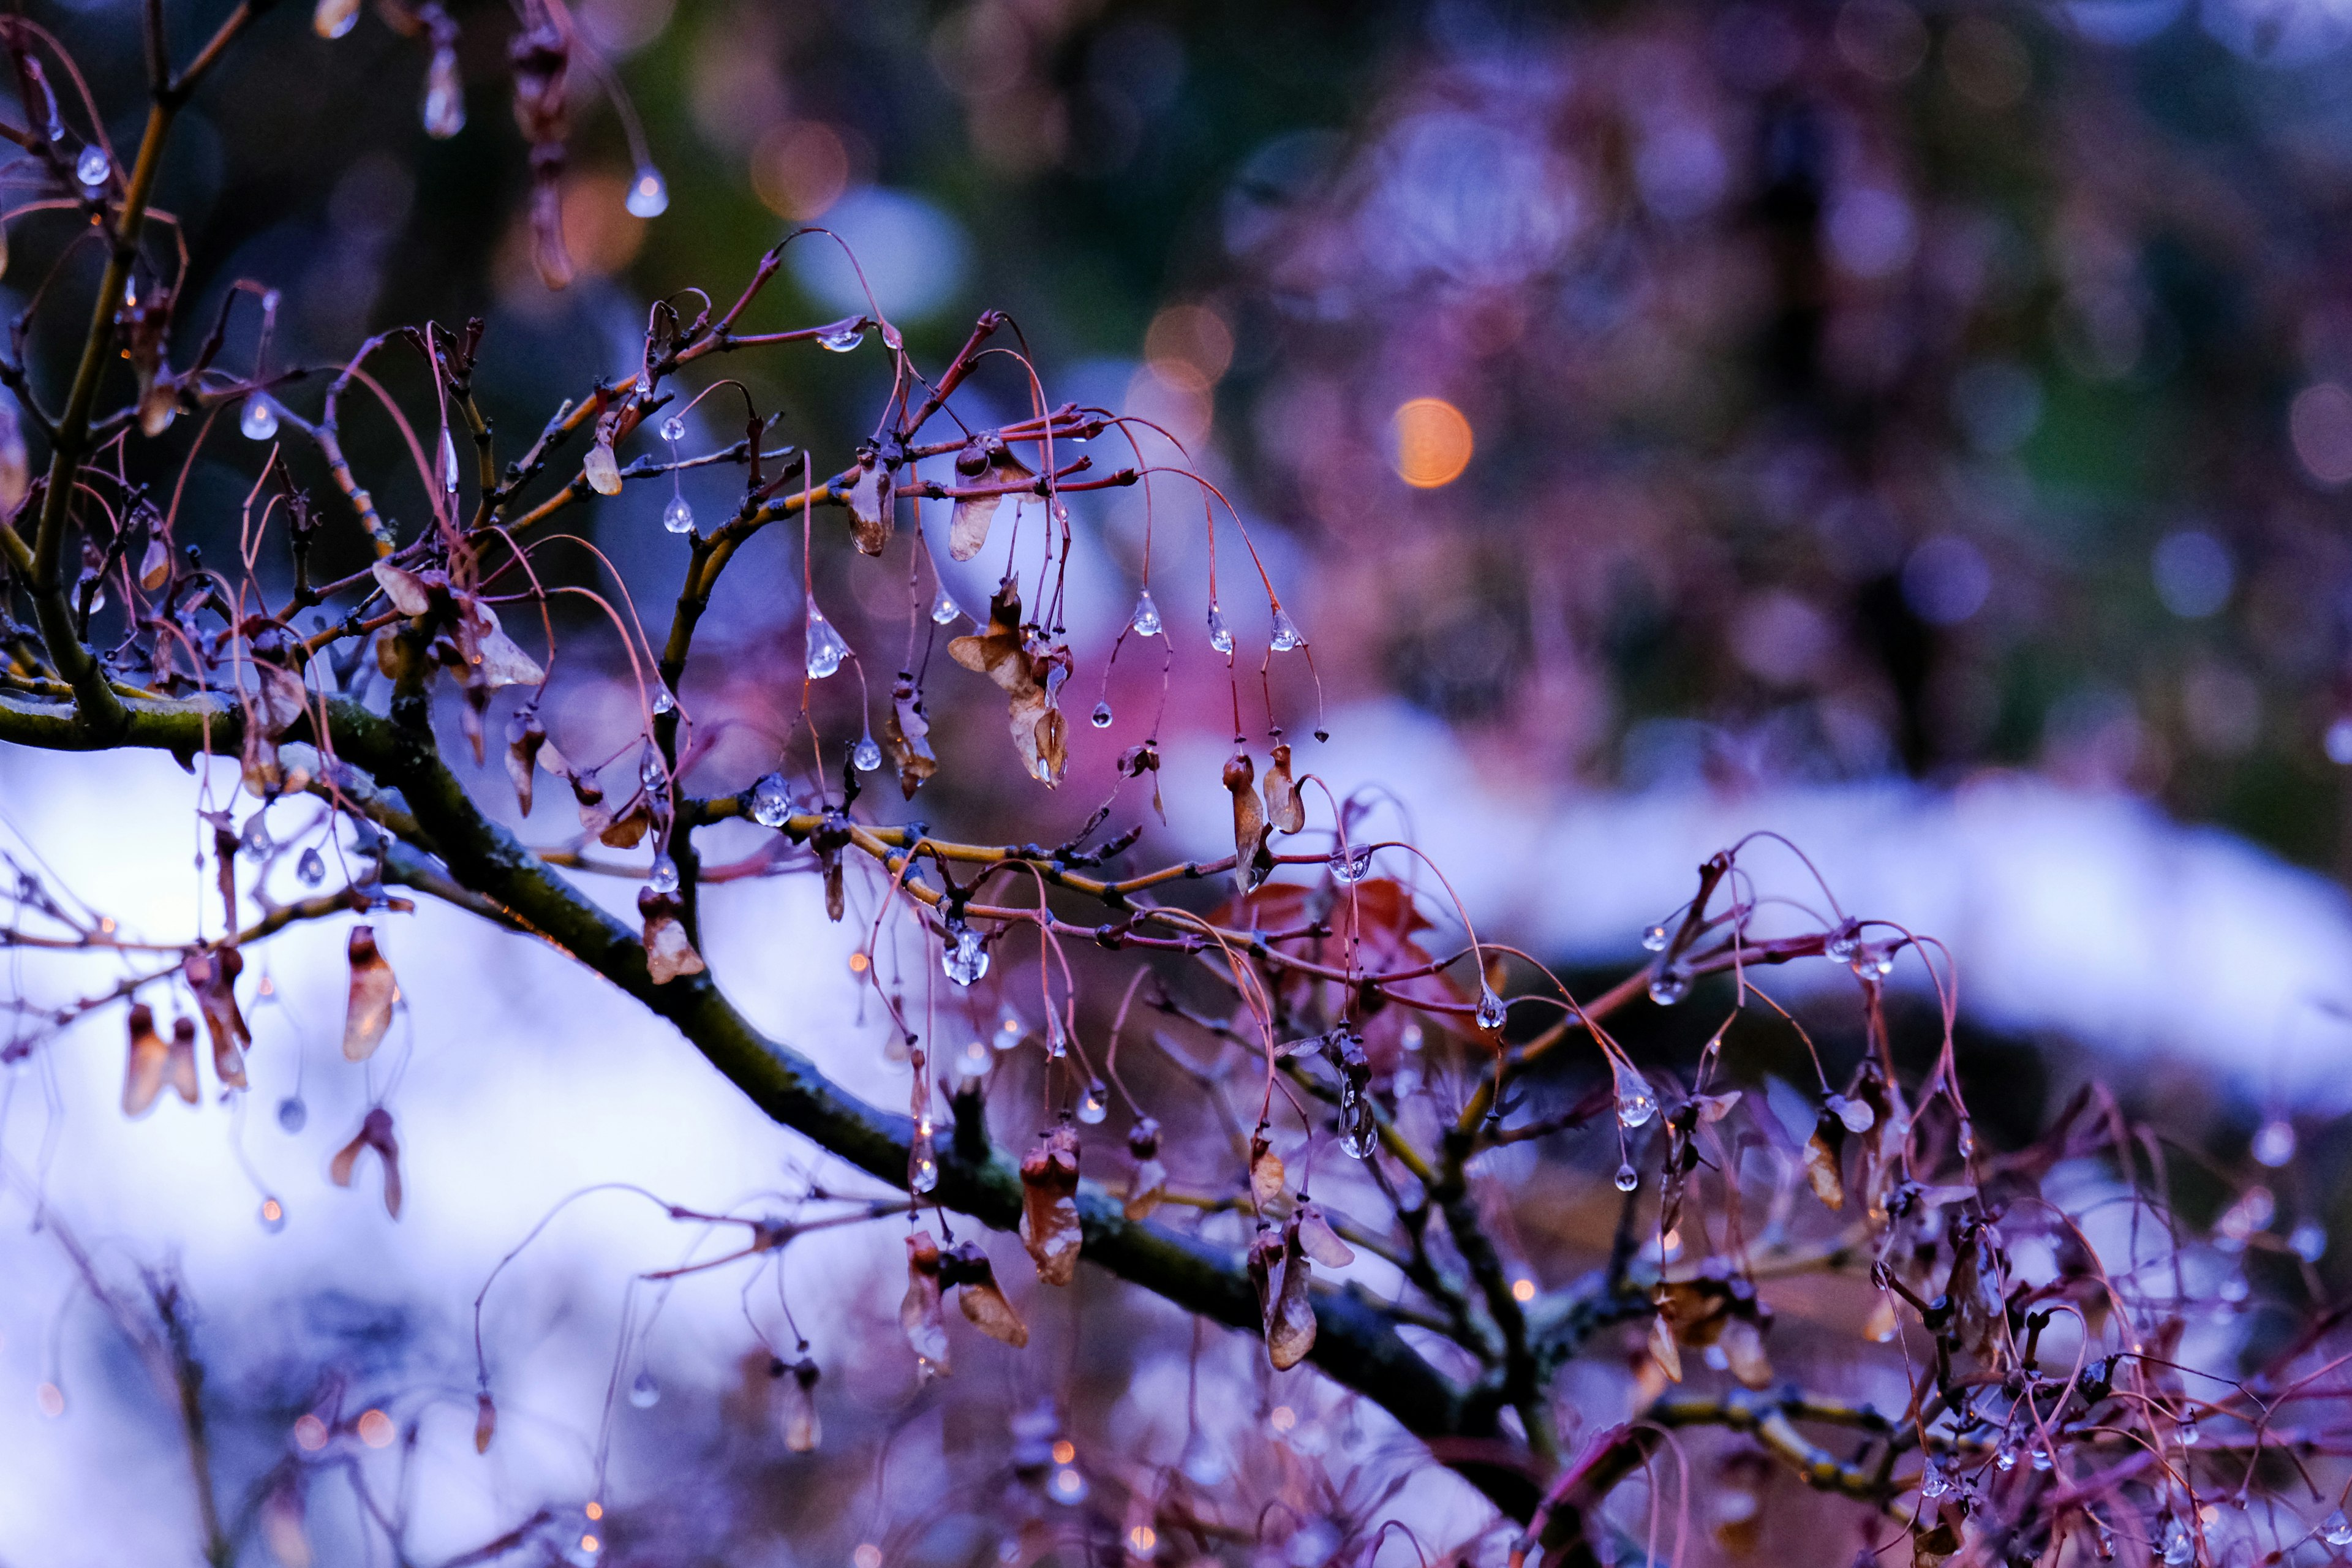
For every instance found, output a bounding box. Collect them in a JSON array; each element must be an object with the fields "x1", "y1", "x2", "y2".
[
  {"x1": 276, "y1": 1096, "x2": 307, "y2": 1134},
  {"x1": 1836, "y1": 1095, "x2": 1877, "y2": 1134},
  {"x1": 1957, "y1": 1121, "x2": 1978, "y2": 1160},
  {"x1": 295, "y1": 844, "x2": 328, "y2": 886},
  {"x1": 1648, "y1": 967, "x2": 1689, "y2": 1006},
  {"x1": 421, "y1": 47, "x2": 464, "y2": 137},
  {"x1": 1993, "y1": 1445, "x2": 2017, "y2": 1472},
  {"x1": 818, "y1": 326, "x2": 865, "y2": 353},
  {"x1": 240, "y1": 396, "x2": 279, "y2": 442},
  {"x1": 258, "y1": 1196, "x2": 287, "y2": 1233},
  {"x1": 941, "y1": 925, "x2": 989, "y2": 987},
  {"x1": 240, "y1": 814, "x2": 273, "y2": 857},
  {"x1": 2029, "y1": 1446, "x2": 2051, "y2": 1472},
  {"x1": 805, "y1": 606, "x2": 851, "y2": 679},
  {"x1": 2160, "y1": 1516, "x2": 2193, "y2": 1566},
  {"x1": 1824, "y1": 921, "x2": 1861, "y2": 962},
  {"x1": 930, "y1": 586, "x2": 964, "y2": 625},
  {"x1": 1613, "y1": 1162, "x2": 1638, "y2": 1193},
  {"x1": 439, "y1": 427, "x2": 461, "y2": 494},
  {"x1": 1329, "y1": 843, "x2": 1372, "y2": 883},
  {"x1": 1339, "y1": 1077, "x2": 1378, "y2": 1158},
  {"x1": 1640, "y1": 922, "x2": 1670, "y2": 952},
  {"x1": 651, "y1": 688, "x2": 676, "y2": 715},
  {"x1": 1076, "y1": 699, "x2": 1108, "y2": 731},
  {"x1": 629, "y1": 1371, "x2": 660, "y2": 1408},
  {"x1": 1049, "y1": 1467, "x2": 1089, "y2": 1505},
  {"x1": 1269, "y1": 606, "x2": 1305, "y2": 651},
  {"x1": 659, "y1": 416, "x2": 685, "y2": 445},
  {"x1": 625, "y1": 165, "x2": 669, "y2": 219},
  {"x1": 639, "y1": 745, "x2": 669, "y2": 794},
  {"x1": 1129, "y1": 590, "x2": 1163, "y2": 638},
  {"x1": 2177, "y1": 1413, "x2": 2200, "y2": 1446},
  {"x1": 662, "y1": 494, "x2": 694, "y2": 534},
  {"x1": 1918, "y1": 1460, "x2": 1948, "y2": 1498},
  {"x1": 1474, "y1": 985, "x2": 1507, "y2": 1032},
  {"x1": 750, "y1": 772, "x2": 793, "y2": 827},
  {"x1": 1046, "y1": 1018, "x2": 1069, "y2": 1060},
  {"x1": 2293, "y1": 1220, "x2": 2327, "y2": 1261},
  {"x1": 2253, "y1": 1117, "x2": 2296, "y2": 1168},
  {"x1": 910, "y1": 1140, "x2": 940, "y2": 1194},
  {"x1": 646, "y1": 854, "x2": 680, "y2": 895},
  {"x1": 2324, "y1": 1509, "x2": 2352, "y2": 1547},
  {"x1": 2330, "y1": 719, "x2": 2352, "y2": 766},
  {"x1": 1077, "y1": 1079, "x2": 1109, "y2": 1125},
  {"x1": 1205, "y1": 603, "x2": 1233, "y2": 655},
  {"x1": 993, "y1": 1003, "x2": 1025, "y2": 1050},
  {"x1": 74, "y1": 143, "x2": 108, "y2": 187},
  {"x1": 852, "y1": 734, "x2": 882, "y2": 773},
  {"x1": 1615, "y1": 1077, "x2": 1657, "y2": 1129}
]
